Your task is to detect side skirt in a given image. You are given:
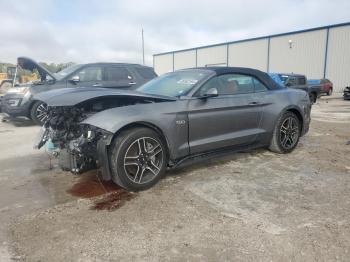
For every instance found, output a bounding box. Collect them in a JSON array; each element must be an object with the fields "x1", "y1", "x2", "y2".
[{"x1": 169, "y1": 141, "x2": 268, "y2": 170}]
